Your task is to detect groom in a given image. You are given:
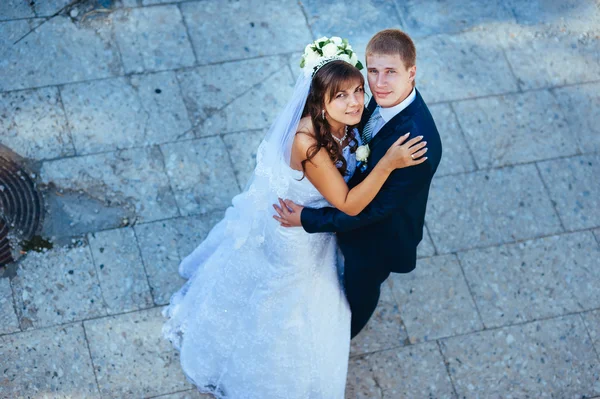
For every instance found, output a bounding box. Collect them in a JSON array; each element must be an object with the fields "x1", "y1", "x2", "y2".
[{"x1": 275, "y1": 29, "x2": 442, "y2": 338}]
